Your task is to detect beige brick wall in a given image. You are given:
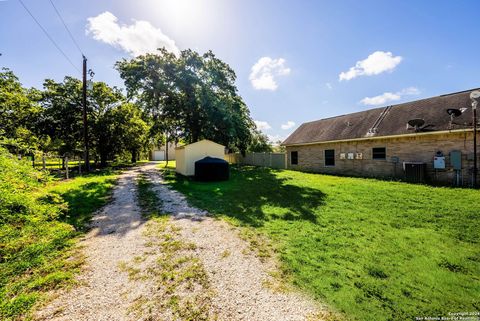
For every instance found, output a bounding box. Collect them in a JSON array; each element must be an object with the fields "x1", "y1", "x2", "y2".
[{"x1": 286, "y1": 131, "x2": 479, "y2": 186}]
